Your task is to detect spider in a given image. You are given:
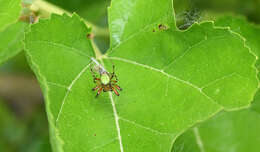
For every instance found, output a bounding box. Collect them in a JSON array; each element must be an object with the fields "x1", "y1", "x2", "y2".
[{"x1": 91, "y1": 65, "x2": 122, "y2": 97}]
